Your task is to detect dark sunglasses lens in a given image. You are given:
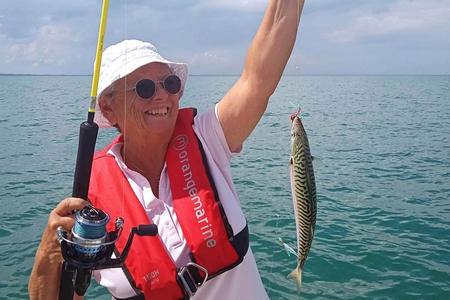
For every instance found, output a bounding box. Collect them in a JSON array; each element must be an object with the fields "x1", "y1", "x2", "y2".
[
  {"x1": 164, "y1": 75, "x2": 181, "y2": 94},
  {"x1": 136, "y1": 79, "x2": 155, "y2": 99}
]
